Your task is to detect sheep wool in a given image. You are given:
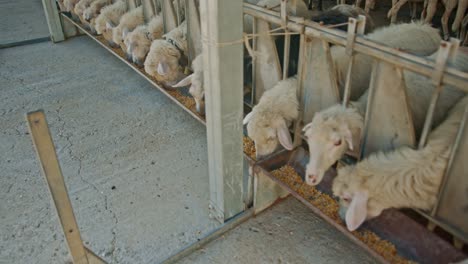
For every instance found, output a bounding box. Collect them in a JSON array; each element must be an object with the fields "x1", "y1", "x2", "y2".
[
  {"x1": 144, "y1": 40, "x2": 183, "y2": 84},
  {"x1": 244, "y1": 76, "x2": 299, "y2": 158},
  {"x1": 95, "y1": 0, "x2": 127, "y2": 36},
  {"x1": 124, "y1": 15, "x2": 164, "y2": 65},
  {"x1": 112, "y1": 6, "x2": 145, "y2": 48},
  {"x1": 333, "y1": 95, "x2": 468, "y2": 231}
]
